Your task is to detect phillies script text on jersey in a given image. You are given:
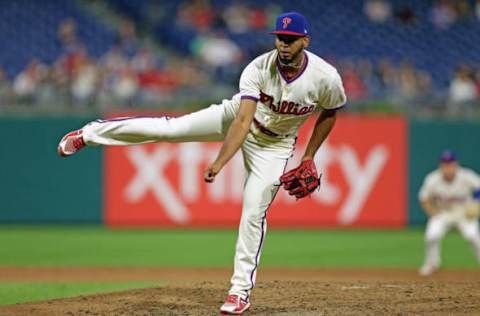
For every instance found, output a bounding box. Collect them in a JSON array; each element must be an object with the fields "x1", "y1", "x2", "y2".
[{"x1": 259, "y1": 91, "x2": 314, "y2": 115}]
